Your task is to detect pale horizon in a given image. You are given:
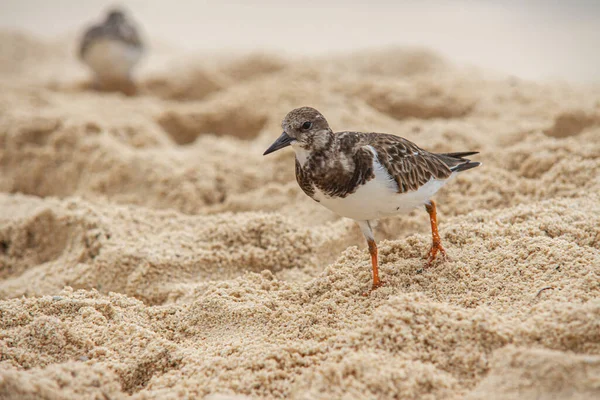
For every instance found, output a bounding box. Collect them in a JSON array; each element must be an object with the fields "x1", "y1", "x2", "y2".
[{"x1": 1, "y1": 0, "x2": 599, "y2": 83}]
